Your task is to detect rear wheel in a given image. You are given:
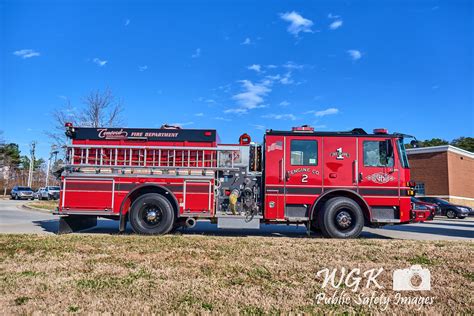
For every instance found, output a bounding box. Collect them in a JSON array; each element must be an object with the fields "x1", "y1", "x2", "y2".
[
  {"x1": 446, "y1": 209, "x2": 456, "y2": 219},
  {"x1": 318, "y1": 197, "x2": 364, "y2": 239},
  {"x1": 129, "y1": 193, "x2": 175, "y2": 235}
]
